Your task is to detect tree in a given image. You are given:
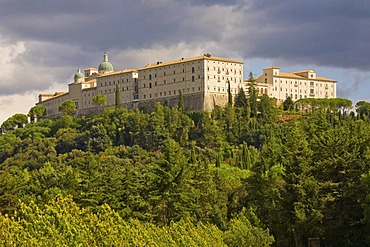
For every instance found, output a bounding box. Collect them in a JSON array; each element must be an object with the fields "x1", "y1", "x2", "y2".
[
  {"x1": 92, "y1": 94, "x2": 107, "y2": 108},
  {"x1": 247, "y1": 72, "x2": 258, "y2": 118},
  {"x1": 87, "y1": 124, "x2": 112, "y2": 153},
  {"x1": 28, "y1": 105, "x2": 46, "y2": 122},
  {"x1": 178, "y1": 90, "x2": 185, "y2": 112},
  {"x1": 58, "y1": 100, "x2": 76, "y2": 116},
  {"x1": 143, "y1": 102, "x2": 167, "y2": 150},
  {"x1": 115, "y1": 84, "x2": 120, "y2": 109},
  {"x1": 234, "y1": 87, "x2": 247, "y2": 108},
  {"x1": 334, "y1": 98, "x2": 352, "y2": 114},
  {"x1": 223, "y1": 207, "x2": 274, "y2": 247},
  {"x1": 258, "y1": 94, "x2": 277, "y2": 123},
  {"x1": 227, "y1": 80, "x2": 233, "y2": 106},
  {"x1": 356, "y1": 100, "x2": 370, "y2": 118},
  {"x1": 283, "y1": 96, "x2": 294, "y2": 111},
  {"x1": 1, "y1": 113, "x2": 28, "y2": 132}
]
